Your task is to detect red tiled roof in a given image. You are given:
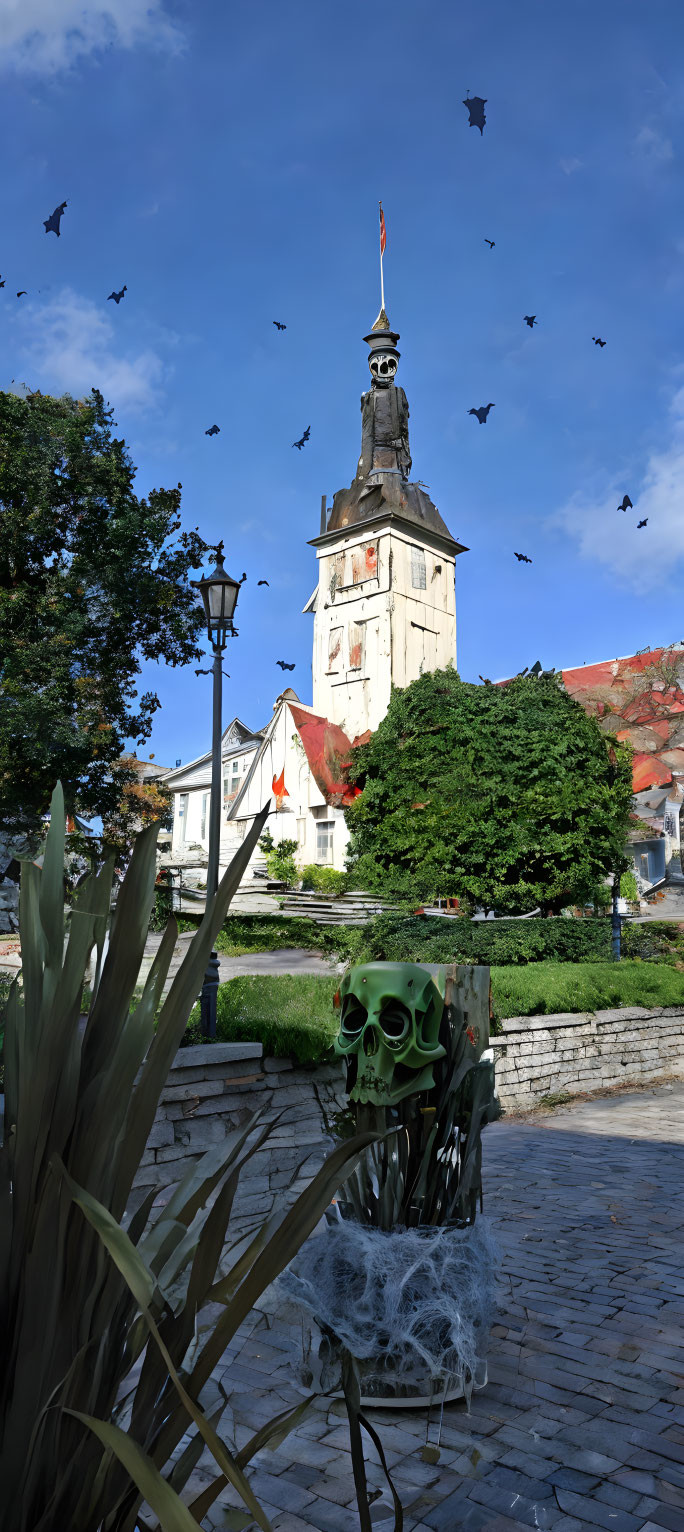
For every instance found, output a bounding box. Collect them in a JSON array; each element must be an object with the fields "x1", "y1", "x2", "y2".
[
  {"x1": 289, "y1": 705, "x2": 362, "y2": 807},
  {"x1": 562, "y1": 648, "x2": 684, "y2": 794}
]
